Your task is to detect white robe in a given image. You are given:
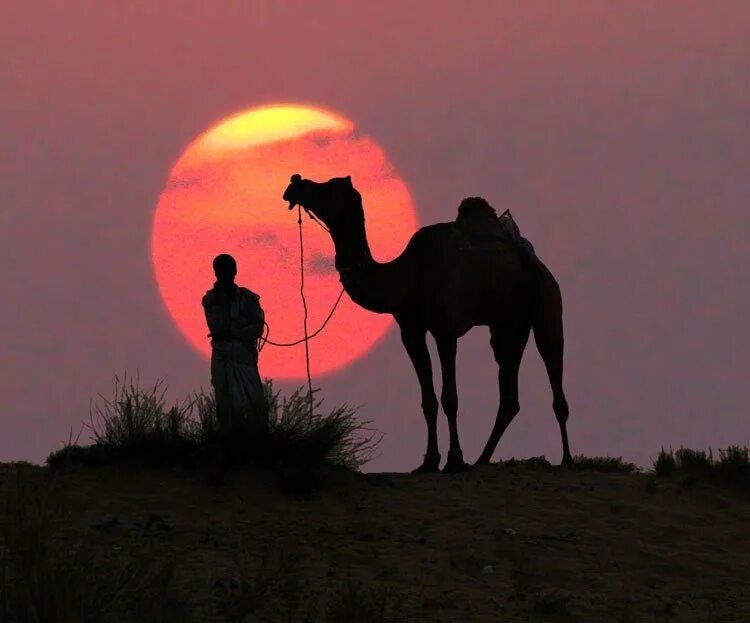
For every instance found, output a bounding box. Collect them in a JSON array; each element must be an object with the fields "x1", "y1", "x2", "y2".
[{"x1": 202, "y1": 284, "x2": 265, "y2": 430}]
